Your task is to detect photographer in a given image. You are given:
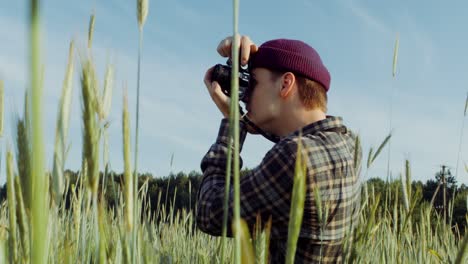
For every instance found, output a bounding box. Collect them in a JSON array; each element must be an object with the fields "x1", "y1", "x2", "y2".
[{"x1": 196, "y1": 35, "x2": 362, "y2": 263}]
